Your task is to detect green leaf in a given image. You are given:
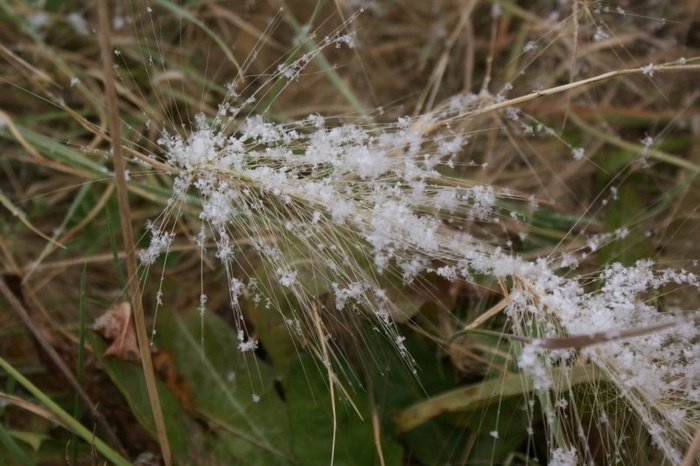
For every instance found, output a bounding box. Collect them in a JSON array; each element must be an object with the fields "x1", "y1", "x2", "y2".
[
  {"x1": 243, "y1": 285, "x2": 304, "y2": 373},
  {"x1": 91, "y1": 308, "x2": 297, "y2": 465},
  {"x1": 395, "y1": 364, "x2": 608, "y2": 433},
  {"x1": 360, "y1": 327, "x2": 470, "y2": 466},
  {"x1": 0, "y1": 356, "x2": 130, "y2": 466},
  {"x1": 598, "y1": 184, "x2": 654, "y2": 266},
  {"x1": 87, "y1": 331, "x2": 192, "y2": 460},
  {"x1": 441, "y1": 397, "x2": 529, "y2": 465},
  {"x1": 285, "y1": 352, "x2": 402, "y2": 466},
  {"x1": 153, "y1": 0, "x2": 241, "y2": 72},
  {"x1": 0, "y1": 423, "x2": 35, "y2": 466},
  {"x1": 156, "y1": 309, "x2": 295, "y2": 465},
  {"x1": 6, "y1": 429, "x2": 51, "y2": 452}
]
